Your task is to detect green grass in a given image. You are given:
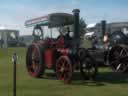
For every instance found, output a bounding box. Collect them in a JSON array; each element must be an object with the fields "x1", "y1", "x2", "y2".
[{"x1": 0, "y1": 47, "x2": 128, "y2": 96}]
